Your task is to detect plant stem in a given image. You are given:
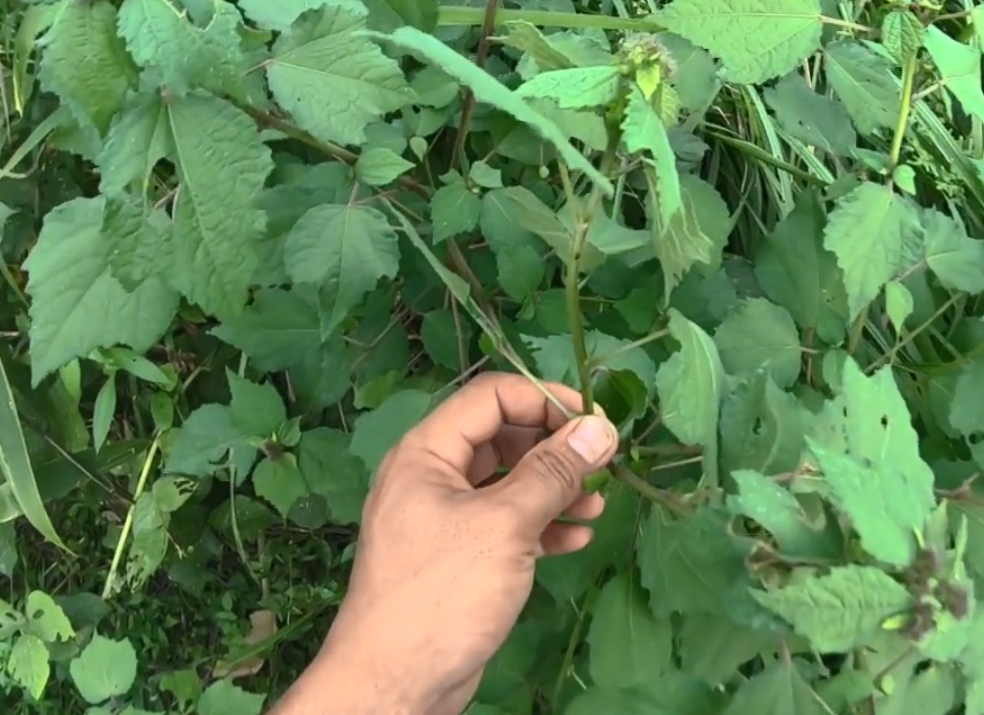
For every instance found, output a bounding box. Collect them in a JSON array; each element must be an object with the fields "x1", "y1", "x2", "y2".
[
  {"x1": 889, "y1": 54, "x2": 919, "y2": 169},
  {"x1": 551, "y1": 586, "x2": 597, "y2": 706},
  {"x1": 611, "y1": 463, "x2": 691, "y2": 514},
  {"x1": 102, "y1": 435, "x2": 161, "y2": 599}
]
